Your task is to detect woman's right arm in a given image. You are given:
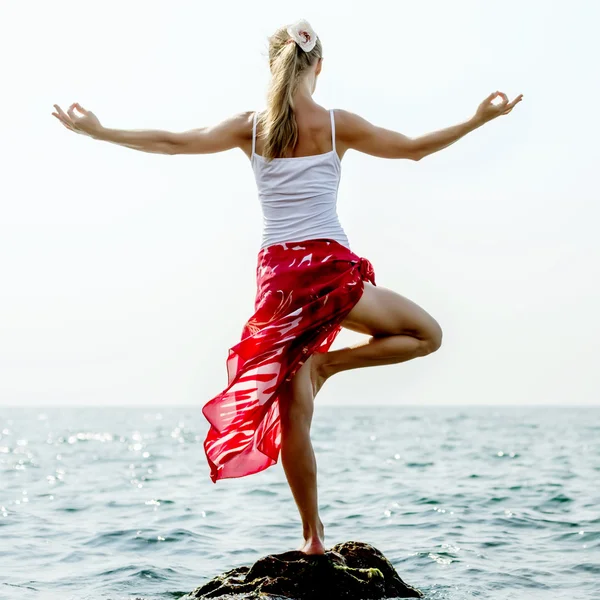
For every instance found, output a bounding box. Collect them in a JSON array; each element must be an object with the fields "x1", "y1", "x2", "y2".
[{"x1": 337, "y1": 91, "x2": 523, "y2": 161}]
